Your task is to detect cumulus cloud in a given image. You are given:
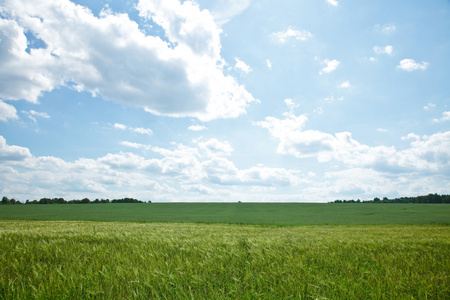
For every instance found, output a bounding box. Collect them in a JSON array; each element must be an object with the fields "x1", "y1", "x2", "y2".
[
  {"x1": 0, "y1": 136, "x2": 32, "y2": 161},
  {"x1": 188, "y1": 124, "x2": 207, "y2": 131},
  {"x1": 0, "y1": 0, "x2": 256, "y2": 121},
  {"x1": 397, "y1": 59, "x2": 429, "y2": 71},
  {"x1": 271, "y1": 27, "x2": 313, "y2": 43},
  {"x1": 256, "y1": 111, "x2": 450, "y2": 173},
  {"x1": 234, "y1": 57, "x2": 252, "y2": 74},
  {"x1": 0, "y1": 135, "x2": 306, "y2": 200},
  {"x1": 319, "y1": 59, "x2": 340, "y2": 74},
  {"x1": 0, "y1": 101, "x2": 18, "y2": 122},
  {"x1": 432, "y1": 111, "x2": 450, "y2": 123}
]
